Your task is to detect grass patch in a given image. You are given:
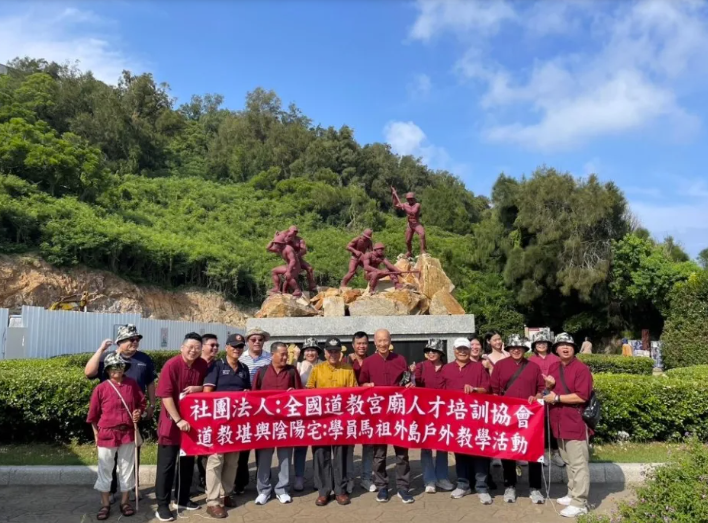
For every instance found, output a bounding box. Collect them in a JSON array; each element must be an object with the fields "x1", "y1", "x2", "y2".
[{"x1": 0, "y1": 441, "x2": 688, "y2": 466}]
